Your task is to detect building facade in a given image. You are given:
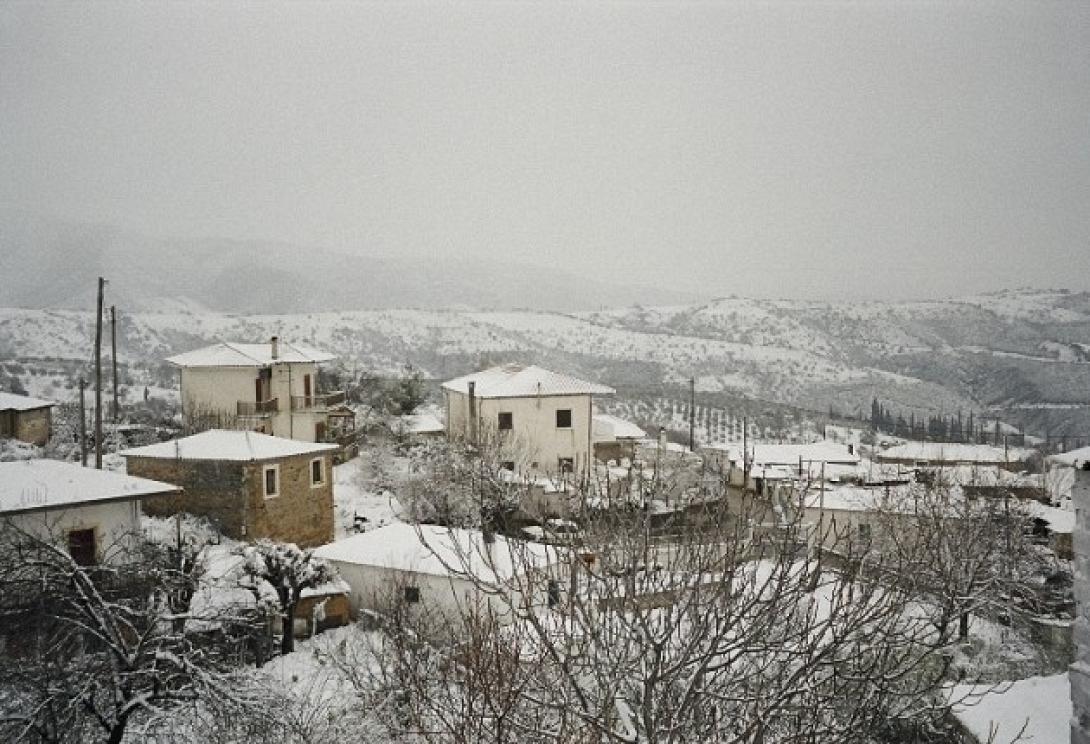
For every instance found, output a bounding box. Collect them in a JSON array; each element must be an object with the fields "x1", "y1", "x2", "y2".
[
  {"x1": 122, "y1": 430, "x2": 338, "y2": 548},
  {"x1": 168, "y1": 337, "x2": 353, "y2": 445},
  {"x1": 442, "y1": 364, "x2": 614, "y2": 477},
  {"x1": 0, "y1": 391, "x2": 54, "y2": 446}
]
